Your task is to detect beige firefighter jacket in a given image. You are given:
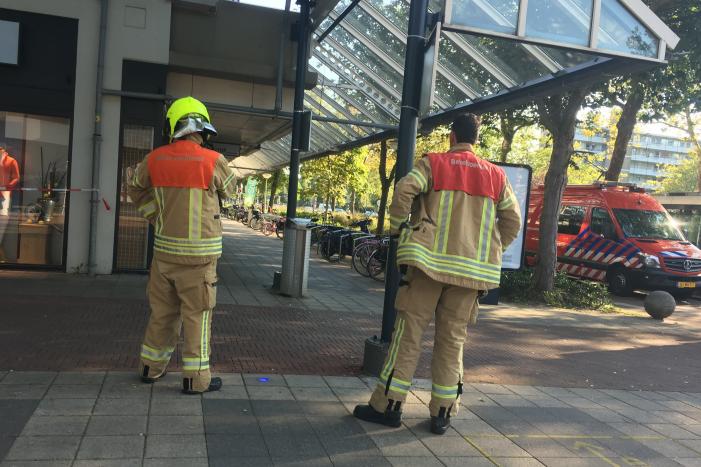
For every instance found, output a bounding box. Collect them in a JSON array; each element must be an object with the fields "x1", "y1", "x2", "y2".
[
  {"x1": 128, "y1": 139, "x2": 236, "y2": 265},
  {"x1": 388, "y1": 144, "x2": 522, "y2": 290}
]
